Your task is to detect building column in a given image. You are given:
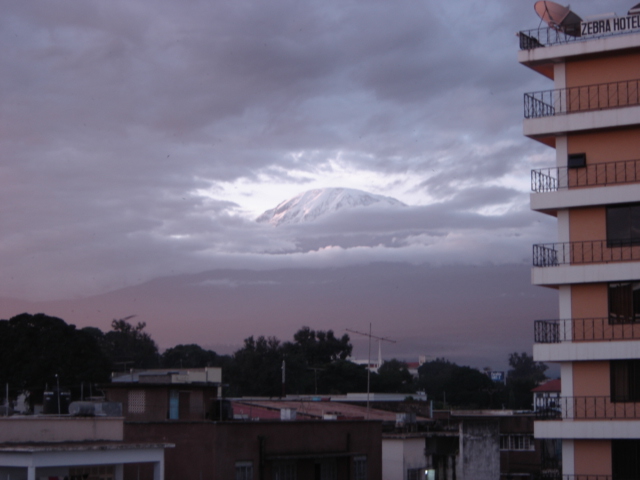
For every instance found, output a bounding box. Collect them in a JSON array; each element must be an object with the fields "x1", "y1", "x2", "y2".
[
  {"x1": 563, "y1": 439, "x2": 575, "y2": 476},
  {"x1": 153, "y1": 460, "x2": 164, "y2": 480},
  {"x1": 554, "y1": 63, "x2": 566, "y2": 90},
  {"x1": 27, "y1": 466, "x2": 36, "y2": 480},
  {"x1": 561, "y1": 362, "x2": 574, "y2": 420},
  {"x1": 114, "y1": 464, "x2": 124, "y2": 480},
  {"x1": 556, "y1": 135, "x2": 569, "y2": 188}
]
